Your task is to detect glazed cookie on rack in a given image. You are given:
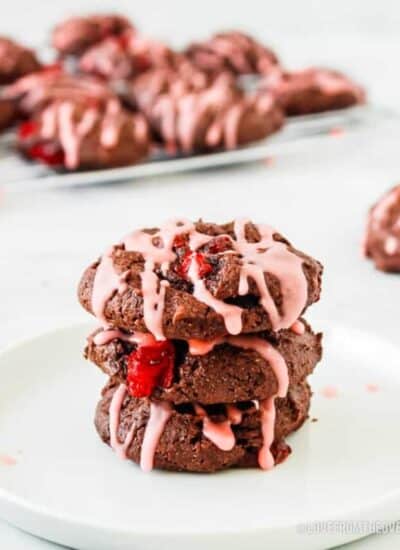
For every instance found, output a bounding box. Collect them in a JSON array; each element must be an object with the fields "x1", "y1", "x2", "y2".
[
  {"x1": 79, "y1": 31, "x2": 175, "y2": 81},
  {"x1": 260, "y1": 67, "x2": 365, "y2": 116},
  {"x1": 18, "y1": 98, "x2": 150, "y2": 169},
  {"x1": 52, "y1": 13, "x2": 134, "y2": 56},
  {"x1": 185, "y1": 31, "x2": 279, "y2": 77},
  {"x1": 127, "y1": 70, "x2": 284, "y2": 153}
]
